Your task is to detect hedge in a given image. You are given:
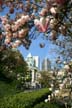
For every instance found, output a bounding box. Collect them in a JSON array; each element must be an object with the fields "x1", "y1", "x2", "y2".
[
  {"x1": 0, "y1": 81, "x2": 18, "y2": 98},
  {"x1": 33, "y1": 102, "x2": 59, "y2": 108},
  {"x1": 33, "y1": 102, "x2": 65, "y2": 108},
  {"x1": 0, "y1": 88, "x2": 51, "y2": 108}
]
